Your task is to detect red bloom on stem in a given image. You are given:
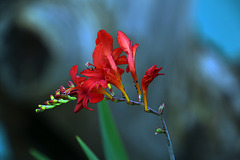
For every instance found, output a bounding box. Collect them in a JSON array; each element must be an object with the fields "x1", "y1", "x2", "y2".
[
  {"x1": 81, "y1": 30, "x2": 130, "y2": 102},
  {"x1": 67, "y1": 65, "x2": 112, "y2": 113},
  {"x1": 95, "y1": 30, "x2": 127, "y2": 78},
  {"x1": 141, "y1": 65, "x2": 164, "y2": 111},
  {"x1": 117, "y1": 31, "x2": 142, "y2": 101},
  {"x1": 37, "y1": 30, "x2": 166, "y2": 114}
]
